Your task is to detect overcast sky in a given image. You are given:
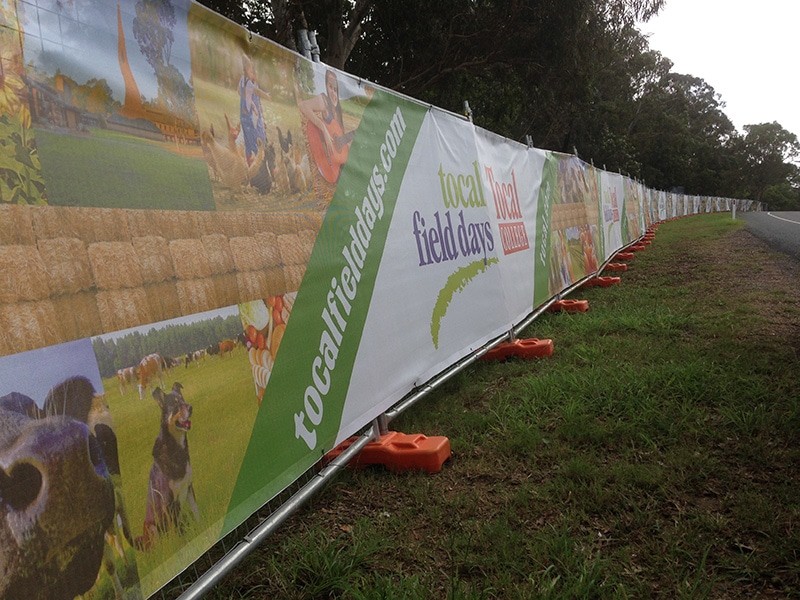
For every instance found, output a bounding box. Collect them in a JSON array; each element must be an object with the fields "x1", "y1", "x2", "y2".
[{"x1": 639, "y1": 0, "x2": 800, "y2": 138}]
